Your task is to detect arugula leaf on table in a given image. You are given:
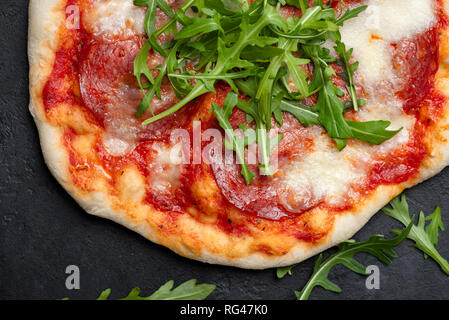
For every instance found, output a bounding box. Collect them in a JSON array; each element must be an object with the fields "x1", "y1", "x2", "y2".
[
  {"x1": 426, "y1": 206, "x2": 444, "y2": 248},
  {"x1": 72, "y1": 280, "x2": 215, "y2": 300},
  {"x1": 277, "y1": 264, "x2": 297, "y2": 279},
  {"x1": 295, "y1": 220, "x2": 413, "y2": 300},
  {"x1": 382, "y1": 195, "x2": 449, "y2": 275},
  {"x1": 122, "y1": 280, "x2": 215, "y2": 300}
]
